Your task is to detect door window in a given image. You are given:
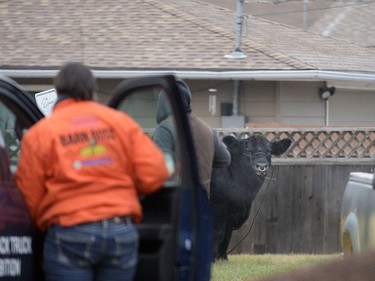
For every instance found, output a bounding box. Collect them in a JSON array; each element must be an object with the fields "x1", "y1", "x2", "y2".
[
  {"x1": 0, "y1": 84, "x2": 40, "y2": 174},
  {"x1": 0, "y1": 102, "x2": 23, "y2": 174},
  {"x1": 113, "y1": 85, "x2": 181, "y2": 186}
]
